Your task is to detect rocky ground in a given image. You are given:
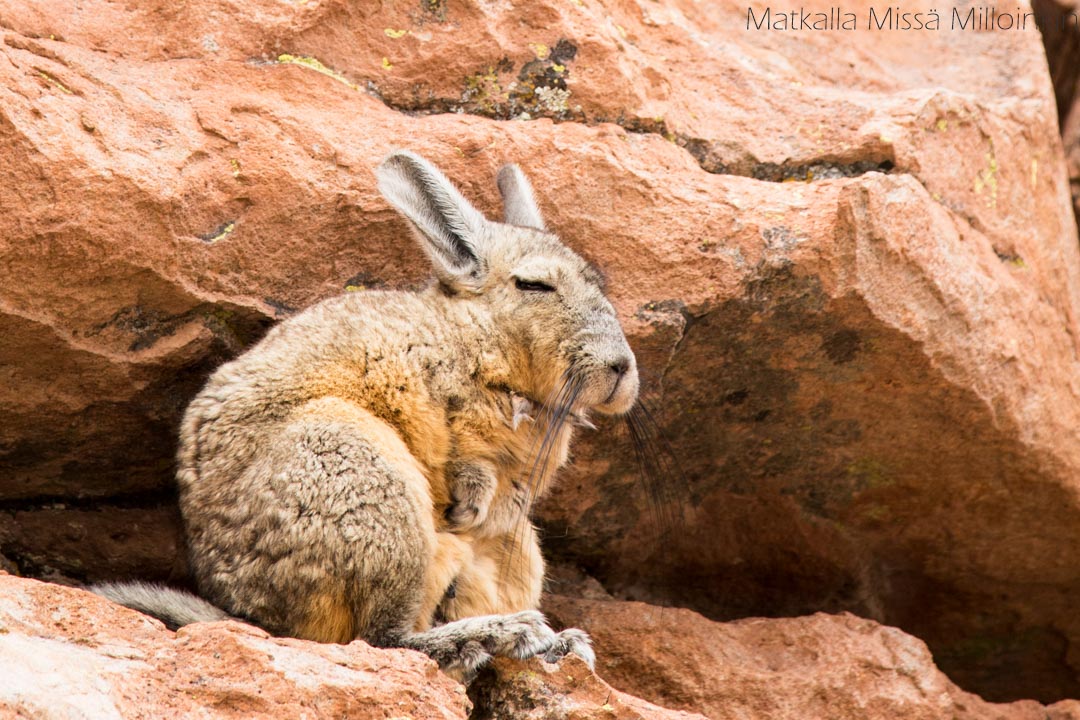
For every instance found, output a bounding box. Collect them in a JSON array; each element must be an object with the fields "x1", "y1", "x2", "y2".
[
  {"x1": 5, "y1": 572, "x2": 1079, "y2": 719},
  {"x1": 2, "y1": 0, "x2": 1080, "y2": 716}
]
